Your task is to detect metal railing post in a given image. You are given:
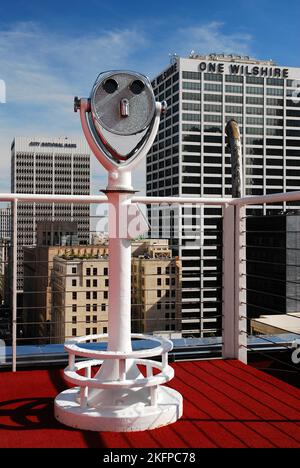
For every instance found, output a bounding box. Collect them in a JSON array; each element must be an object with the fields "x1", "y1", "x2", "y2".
[
  {"x1": 12, "y1": 199, "x2": 18, "y2": 372},
  {"x1": 222, "y1": 204, "x2": 235, "y2": 359},
  {"x1": 235, "y1": 205, "x2": 247, "y2": 364},
  {"x1": 222, "y1": 203, "x2": 247, "y2": 363}
]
